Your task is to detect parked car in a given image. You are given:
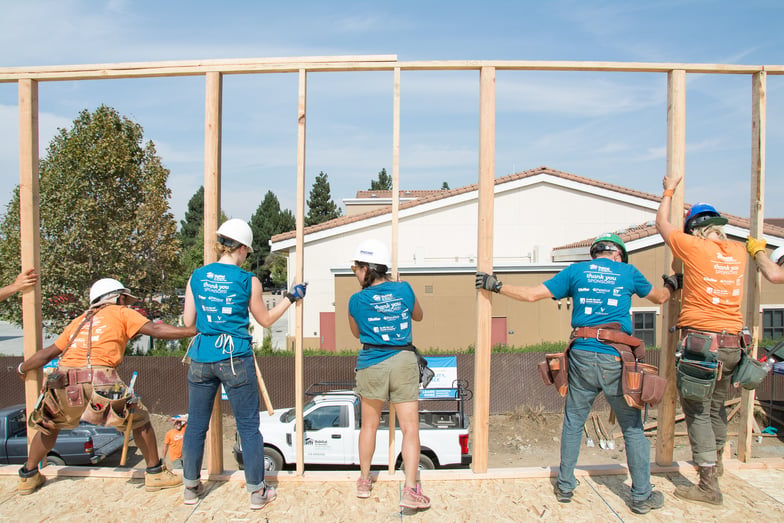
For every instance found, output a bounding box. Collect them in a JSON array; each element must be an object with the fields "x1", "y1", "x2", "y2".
[
  {"x1": 0, "y1": 404, "x2": 126, "y2": 466},
  {"x1": 234, "y1": 381, "x2": 472, "y2": 471}
]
